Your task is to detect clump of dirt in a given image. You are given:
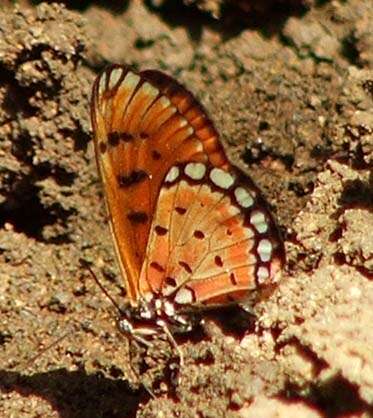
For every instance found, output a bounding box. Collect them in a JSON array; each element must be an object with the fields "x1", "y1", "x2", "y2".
[
  {"x1": 0, "y1": 3, "x2": 92, "y2": 242},
  {"x1": 0, "y1": 1, "x2": 372, "y2": 418}
]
